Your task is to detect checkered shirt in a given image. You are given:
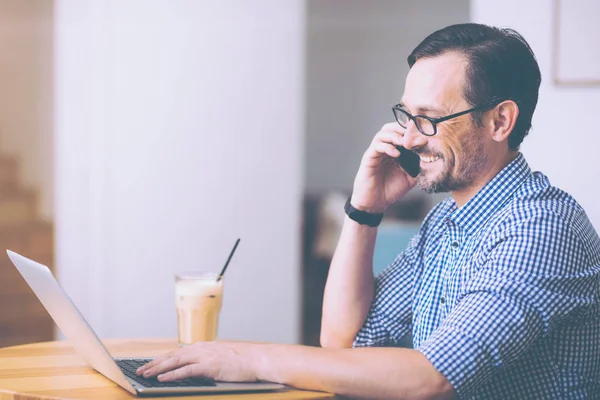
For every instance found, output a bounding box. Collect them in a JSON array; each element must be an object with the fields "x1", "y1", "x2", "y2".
[{"x1": 354, "y1": 153, "x2": 600, "y2": 399}]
